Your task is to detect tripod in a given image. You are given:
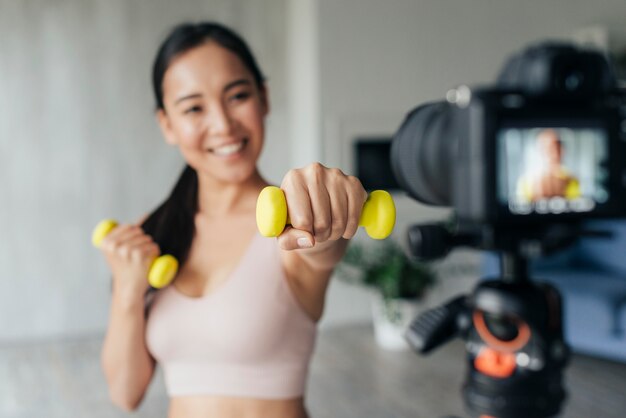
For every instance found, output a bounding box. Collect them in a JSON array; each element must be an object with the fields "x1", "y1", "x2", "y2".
[{"x1": 405, "y1": 224, "x2": 574, "y2": 418}]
